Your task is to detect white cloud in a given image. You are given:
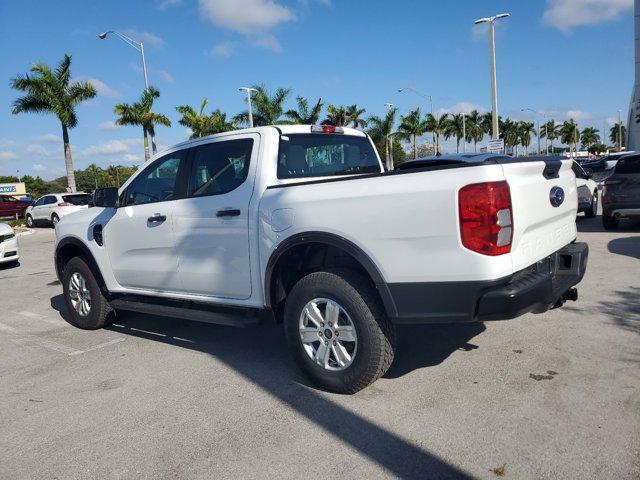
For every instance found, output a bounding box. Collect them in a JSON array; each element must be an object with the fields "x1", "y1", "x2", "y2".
[
  {"x1": 32, "y1": 163, "x2": 47, "y2": 172},
  {"x1": 76, "y1": 77, "x2": 120, "y2": 98},
  {"x1": 438, "y1": 102, "x2": 487, "y2": 116},
  {"x1": 123, "y1": 29, "x2": 165, "y2": 48},
  {"x1": 210, "y1": 41, "x2": 236, "y2": 58},
  {"x1": 157, "y1": 69, "x2": 174, "y2": 82},
  {"x1": 156, "y1": 0, "x2": 182, "y2": 9},
  {"x1": 122, "y1": 154, "x2": 143, "y2": 163},
  {"x1": 27, "y1": 144, "x2": 58, "y2": 157},
  {"x1": 198, "y1": 0, "x2": 295, "y2": 35},
  {"x1": 250, "y1": 34, "x2": 283, "y2": 53},
  {"x1": 99, "y1": 121, "x2": 122, "y2": 131},
  {"x1": 35, "y1": 133, "x2": 60, "y2": 143},
  {"x1": 83, "y1": 140, "x2": 130, "y2": 156},
  {"x1": 0, "y1": 151, "x2": 17, "y2": 161},
  {"x1": 543, "y1": 0, "x2": 633, "y2": 32},
  {"x1": 0, "y1": 139, "x2": 16, "y2": 148}
]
